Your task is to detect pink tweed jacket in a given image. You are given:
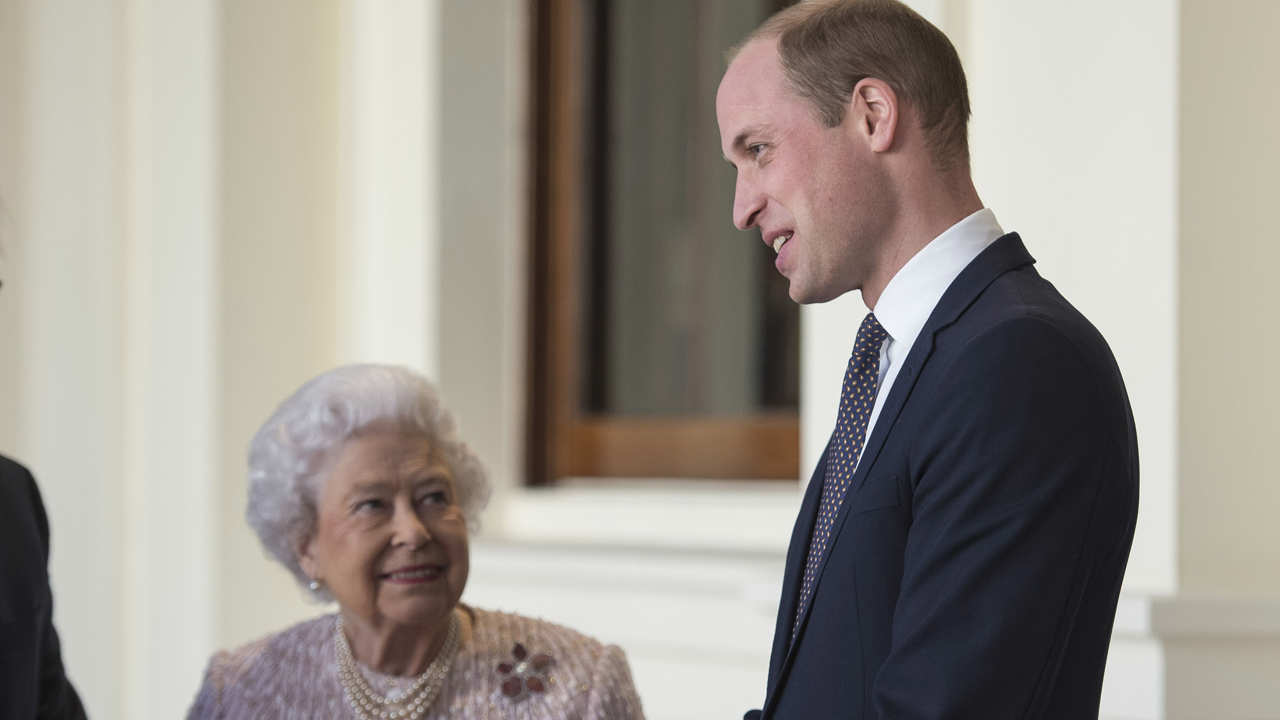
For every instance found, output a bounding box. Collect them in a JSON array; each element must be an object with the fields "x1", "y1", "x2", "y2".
[{"x1": 188, "y1": 606, "x2": 644, "y2": 720}]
